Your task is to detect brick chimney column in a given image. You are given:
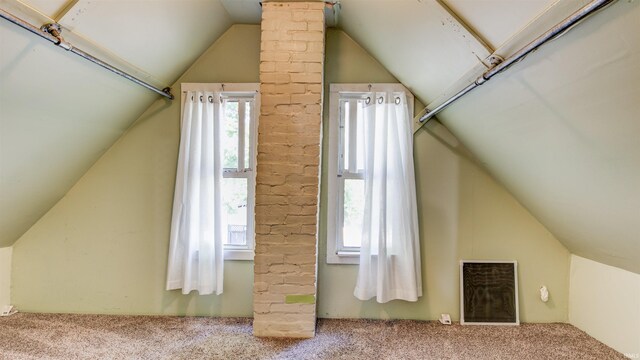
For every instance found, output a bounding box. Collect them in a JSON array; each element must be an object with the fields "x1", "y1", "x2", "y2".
[{"x1": 253, "y1": 1, "x2": 325, "y2": 338}]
